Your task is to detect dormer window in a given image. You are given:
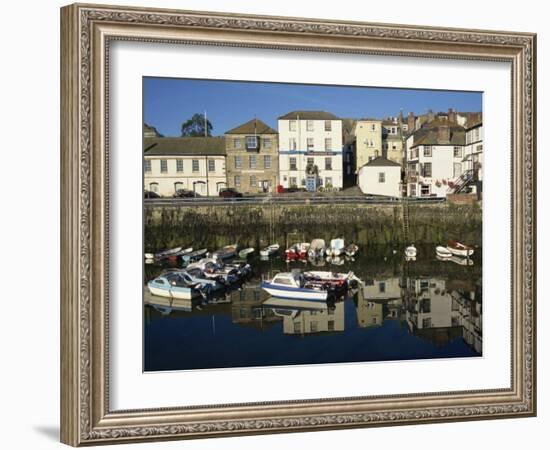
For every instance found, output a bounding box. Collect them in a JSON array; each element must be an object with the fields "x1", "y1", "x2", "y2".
[{"x1": 245, "y1": 136, "x2": 260, "y2": 150}]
